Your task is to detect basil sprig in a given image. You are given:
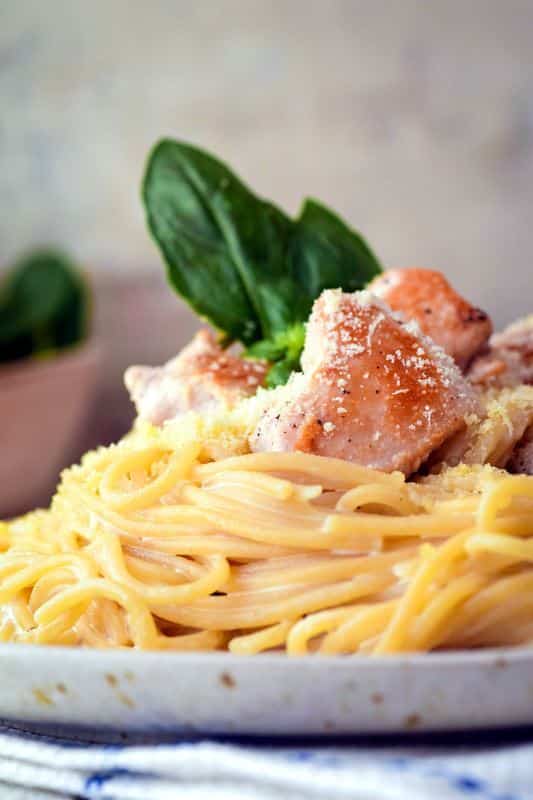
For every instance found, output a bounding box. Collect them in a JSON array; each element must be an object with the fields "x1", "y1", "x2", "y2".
[
  {"x1": 143, "y1": 139, "x2": 382, "y2": 386},
  {"x1": 0, "y1": 249, "x2": 89, "y2": 364}
]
